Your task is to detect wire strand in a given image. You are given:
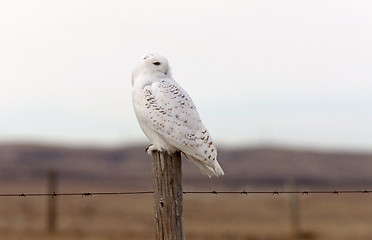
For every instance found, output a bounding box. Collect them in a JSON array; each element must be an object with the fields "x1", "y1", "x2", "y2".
[{"x1": 0, "y1": 190, "x2": 370, "y2": 197}]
